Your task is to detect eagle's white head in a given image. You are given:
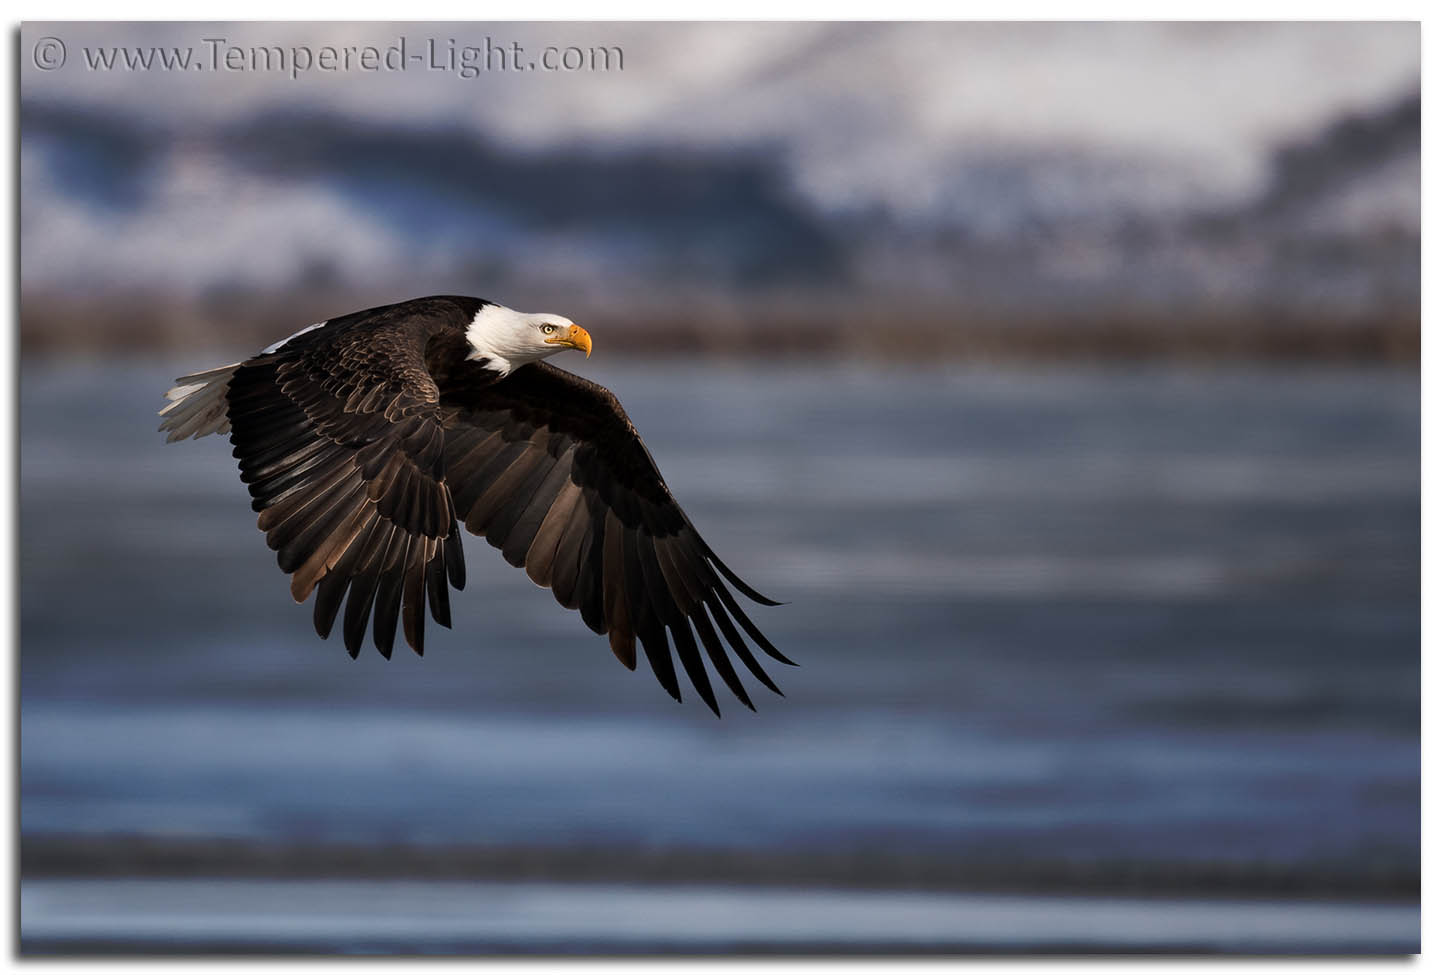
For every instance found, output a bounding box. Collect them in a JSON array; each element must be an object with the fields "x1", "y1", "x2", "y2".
[{"x1": 465, "y1": 303, "x2": 591, "y2": 375}]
